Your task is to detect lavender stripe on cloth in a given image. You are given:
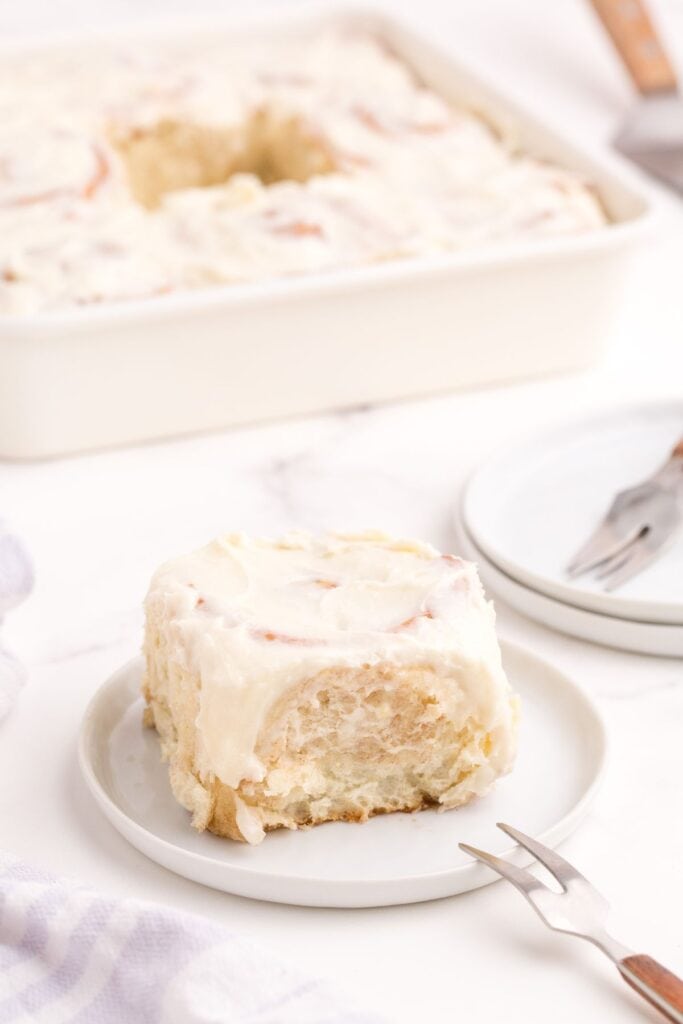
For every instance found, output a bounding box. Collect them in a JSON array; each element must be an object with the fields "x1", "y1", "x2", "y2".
[
  {"x1": 0, "y1": 855, "x2": 384, "y2": 1024},
  {"x1": 0, "y1": 523, "x2": 33, "y2": 722}
]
